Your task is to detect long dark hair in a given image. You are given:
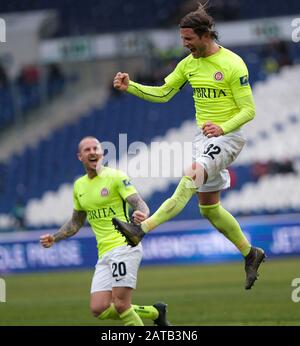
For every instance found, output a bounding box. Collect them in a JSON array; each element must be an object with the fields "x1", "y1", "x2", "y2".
[{"x1": 179, "y1": 2, "x2": 218, "y2": 40}]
